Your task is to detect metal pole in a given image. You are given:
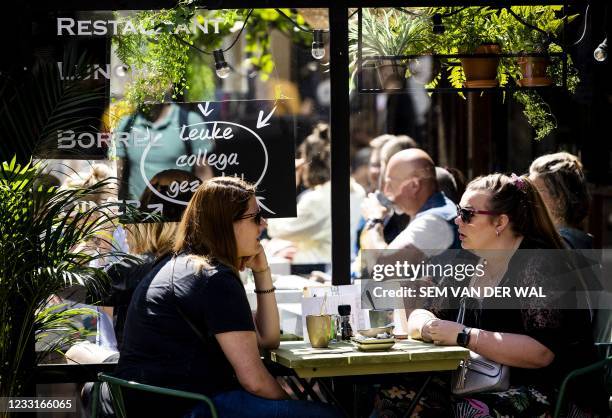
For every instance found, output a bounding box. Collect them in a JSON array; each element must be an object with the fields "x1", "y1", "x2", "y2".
[{"x1": 329, "y1": 3, "x2": 352, "y2": 286}]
